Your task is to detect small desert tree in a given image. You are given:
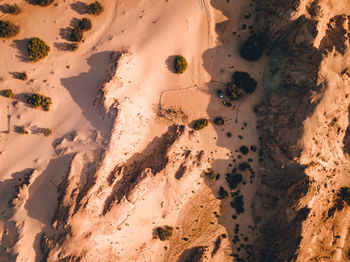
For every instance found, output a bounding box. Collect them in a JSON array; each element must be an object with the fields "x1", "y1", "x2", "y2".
[
  {"x1": 175, "y1": 55, "x2": 188, "y2": 74},
  {"x1": 26, "y1": 37, "x2": 50, "y2": 62},
  {"x1": 156, "y1": 226, "x2": 174, "y2": 241},
  {"x1": 70, "y1": 27, "x2": 83, "y2": 42},
  {"x1": 79, "y1": 18, "x2": 92, "y2": 31},
  {"x1": 7, "y1": 4, "x2": 21, "y2": 15},
  {"x1": 88, "y1": 1, "x2": 103, "y2": 15},
  {"x1": 0, "y1": 20, "x2": 19, "y2": 38}
]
